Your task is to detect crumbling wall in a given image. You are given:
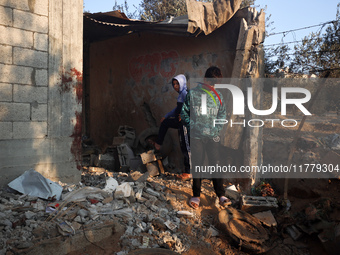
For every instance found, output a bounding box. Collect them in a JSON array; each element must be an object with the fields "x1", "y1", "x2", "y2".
[
  {"x1": 0, "y1": 0, "x2": 83, "y2": 186},
  {"x1": 87, "y1": 12, "x2": 248, "y2": 148}
]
